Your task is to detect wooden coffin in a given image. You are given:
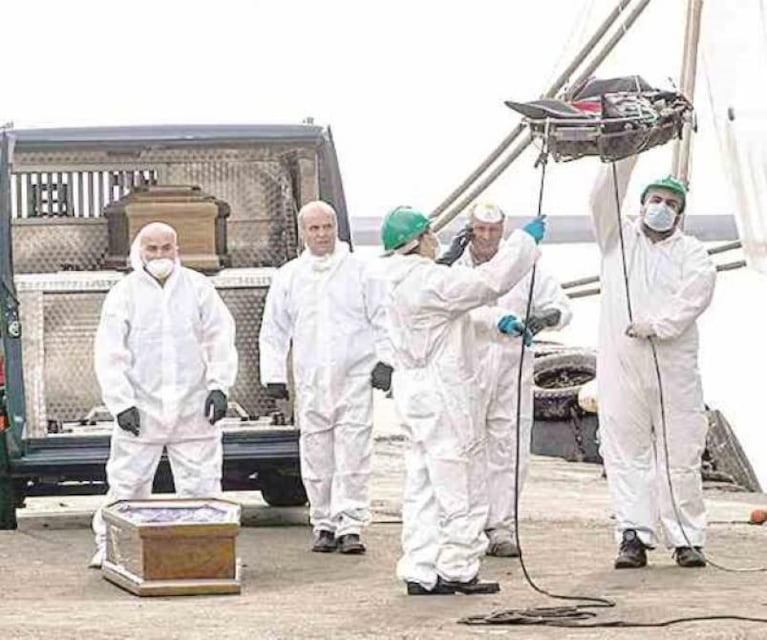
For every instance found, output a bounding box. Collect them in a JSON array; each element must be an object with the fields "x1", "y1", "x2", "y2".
[
  {"x1": 101, "y1": 497, "x2": 241, "y2": 596},
  {"x1": 104, "y1": 185, "x2": 231, "y2": 272}
]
